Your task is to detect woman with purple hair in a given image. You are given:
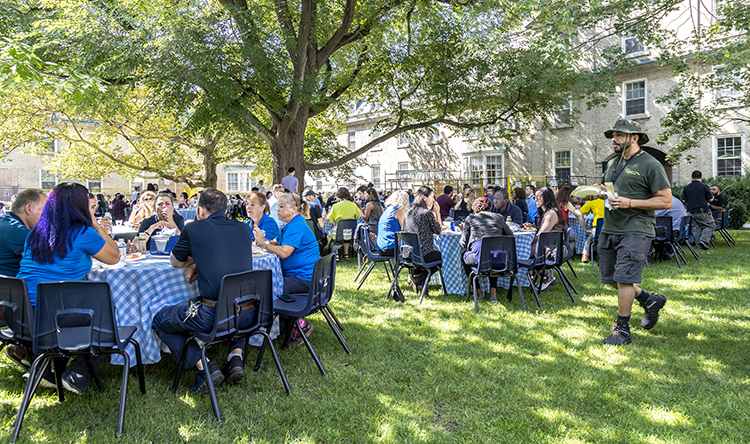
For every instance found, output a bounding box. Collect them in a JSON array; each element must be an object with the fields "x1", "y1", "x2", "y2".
[{"x1": 17, "y1": 182, "x2": 120, "y2": 393}]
